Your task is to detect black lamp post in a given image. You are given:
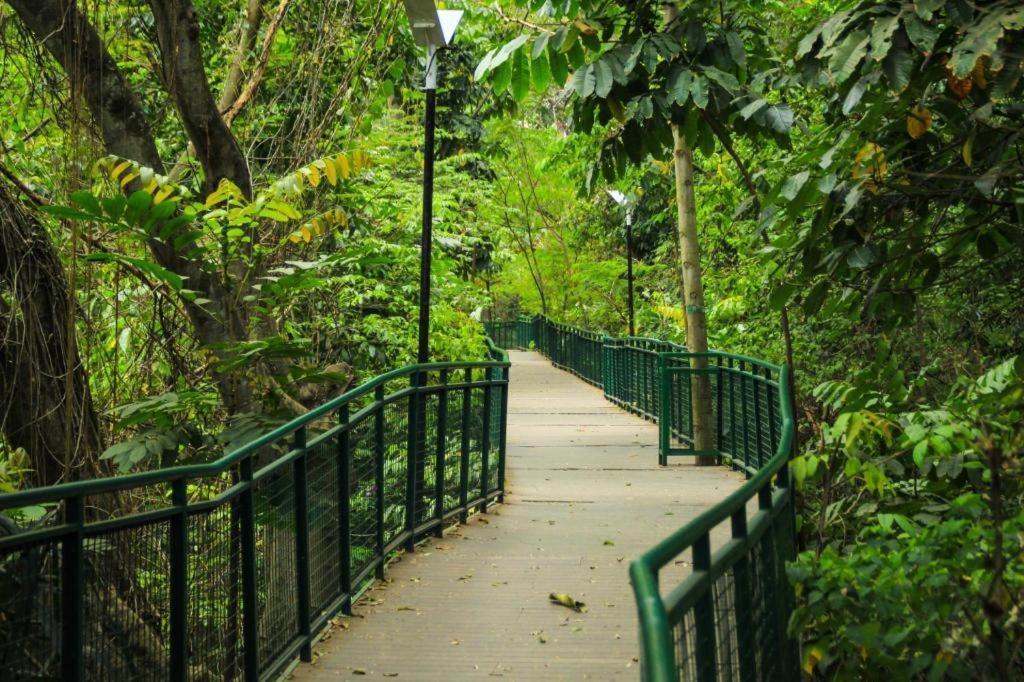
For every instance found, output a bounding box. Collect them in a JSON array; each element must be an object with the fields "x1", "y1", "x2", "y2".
[
  {"x1": 607, "y1": 190, "x2": 636, "y2": 337},
  {"x1": 402, "y1": 0, "x2": 462, "y2": 363}
]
